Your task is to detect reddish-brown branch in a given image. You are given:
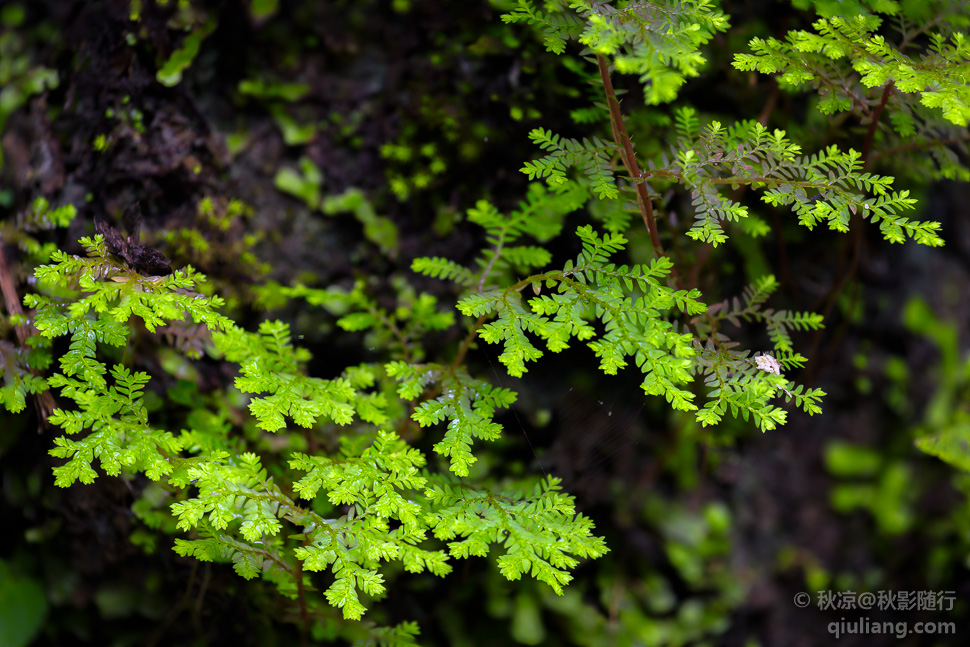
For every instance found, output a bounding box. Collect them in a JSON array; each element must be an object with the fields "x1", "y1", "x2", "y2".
[
  {"x1": 861, "y1": 81, "x2": 894, "y2": 170},
  {"x1": 756, "y1": 79, "x2": 779, "y2": 126},
  {"x1": 596, "y1": 55, "x2": 665, "y2": 256},
  {"x1": 0, "y1": 242, "x2": 56, "y2": 428},
  {"x1": 450, "y1": 313, "x2": 487, "y2": 374}
]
